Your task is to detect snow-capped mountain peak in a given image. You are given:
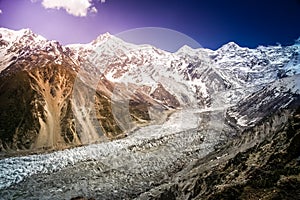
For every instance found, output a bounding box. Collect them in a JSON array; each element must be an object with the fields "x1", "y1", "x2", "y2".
[
  {"x1": 0, "y1": 28, "x2": 46, "y2": 44},
  {"x1": 175, "y1": 45, "x2": 206, "y2": 58},
  {"x1": 0, "y1": 28, "x2": 68, "y2": 73},
  {"x1": 218, "y1": 41, "x2": 242, "y2": 52},
  {"x1": 176, "y1": 45, "x2": 197, "y2": 53},
  {"x1": 91, "y1": 32, "x2": 116, "y2": 45}
]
